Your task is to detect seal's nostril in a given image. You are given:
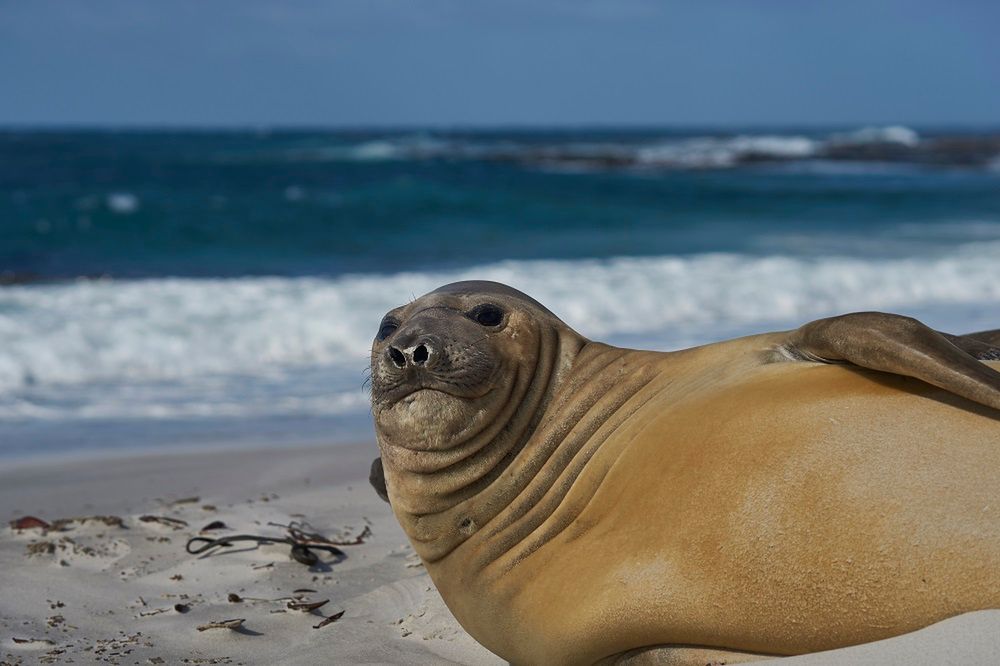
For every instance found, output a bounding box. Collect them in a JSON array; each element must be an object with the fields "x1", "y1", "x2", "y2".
[
  {"x1": 413, "y1": 344, "x2": 429, "y2": 365},
  {"x1": 388, "y1": 346, "x2": 406, "y2": 368}
]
